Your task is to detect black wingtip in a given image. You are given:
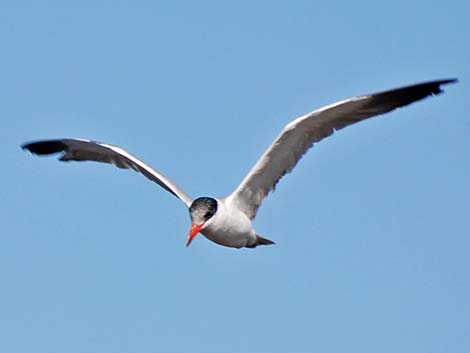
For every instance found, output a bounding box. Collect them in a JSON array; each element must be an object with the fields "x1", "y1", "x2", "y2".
[
  {"x1": 440, "y1": 78, "x2": 458, "y2": 85},
  {"x1": 435, "y1": 78, "x2": 458, "y2": 91},
  {"x1": 21, "y1": 140, "x2": 67, "y2": 155},
  {"x1": 430, "y1": 78, "x2": 458, "y2": 97},
  {"x1": 444, "y1": 77, "x2": 459, "y2": 84}
]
